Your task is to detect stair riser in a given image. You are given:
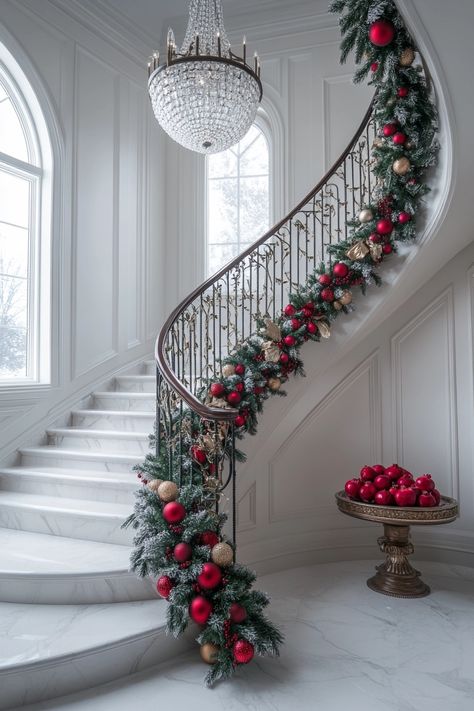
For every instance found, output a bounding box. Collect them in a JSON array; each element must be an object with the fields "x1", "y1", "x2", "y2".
[
  {"x1": 0, "y1": 505, "x2": 132, "y2": 545},
  {"x1": 20, "y1": 452, "x2": 142, "y2": 473},
  {"x1": 0, "y1": 628, "x2": 192, "y2": 710},
  {"x1": 72, "y1": 412, "x2": 155, "y2": 431},
  {"x1": 0, "y1": 473, "x2": 136, "y2": 505},
  {"x1": 115, "y1": 377, "x2": 155, "y2": 393},
  {"x1": 47, "y1": 433, "x2": 150, "y2": 455},
  {"x1": 92, "y1": 394, "x2": 155, "y2": 412},
  {"x1": 143, "y1": 361, "x2": 156, "y2": 375},
  {"x1": 0, "y1": 572, "x2": 156, "y2": 605}
]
